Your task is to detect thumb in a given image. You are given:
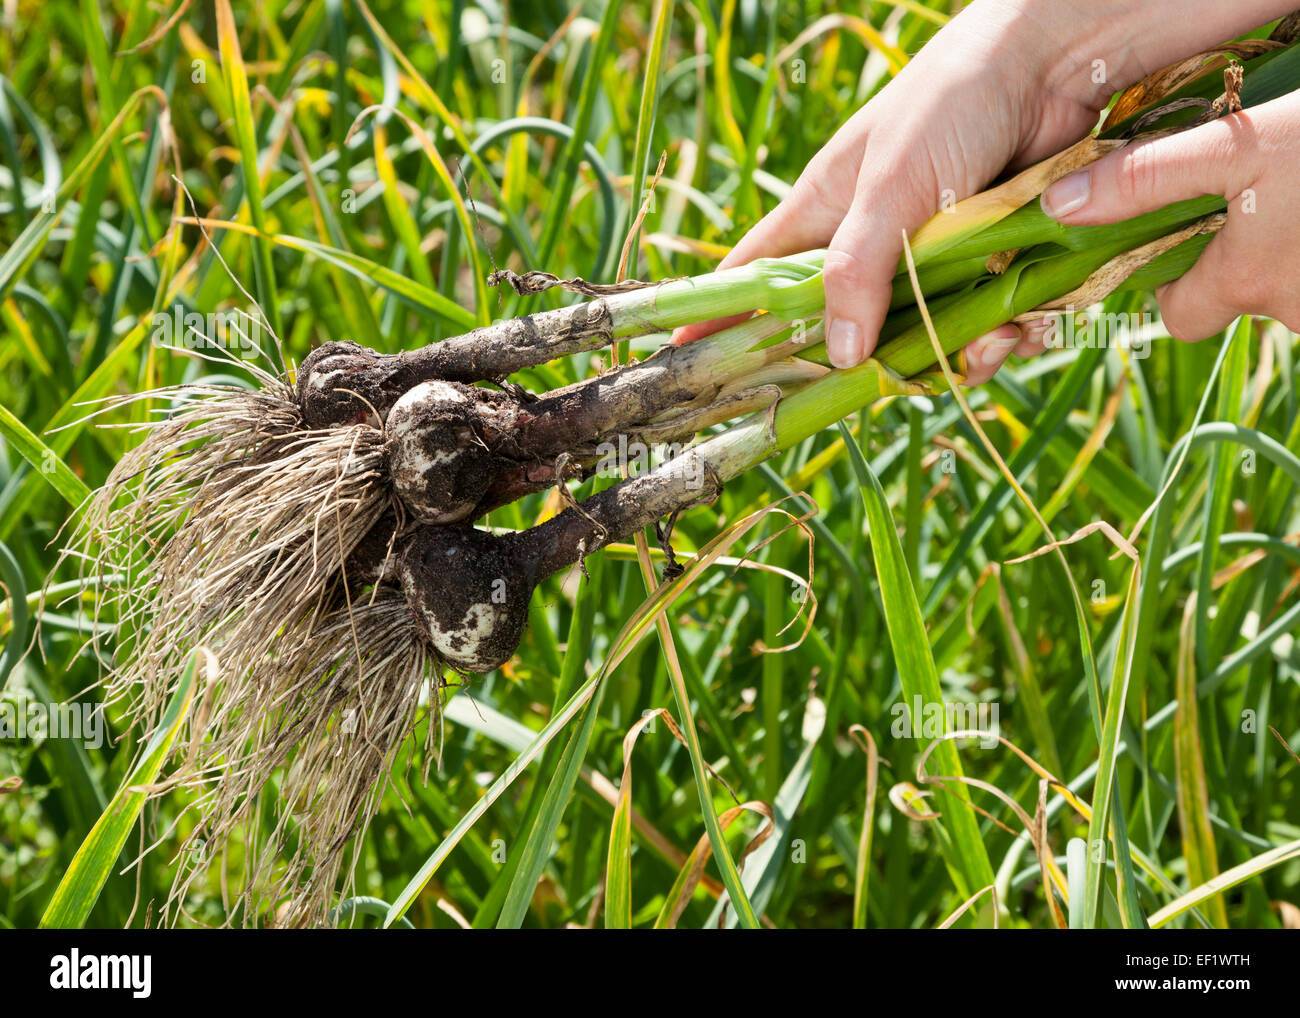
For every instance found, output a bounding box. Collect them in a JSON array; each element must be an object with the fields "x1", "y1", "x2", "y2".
[
  {"x1": 822, "y1": 170, "x2": 937, "y2": 368},
  {"x1": 1040, "y1": 114, "x2": 1264, "y2": 226}
]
